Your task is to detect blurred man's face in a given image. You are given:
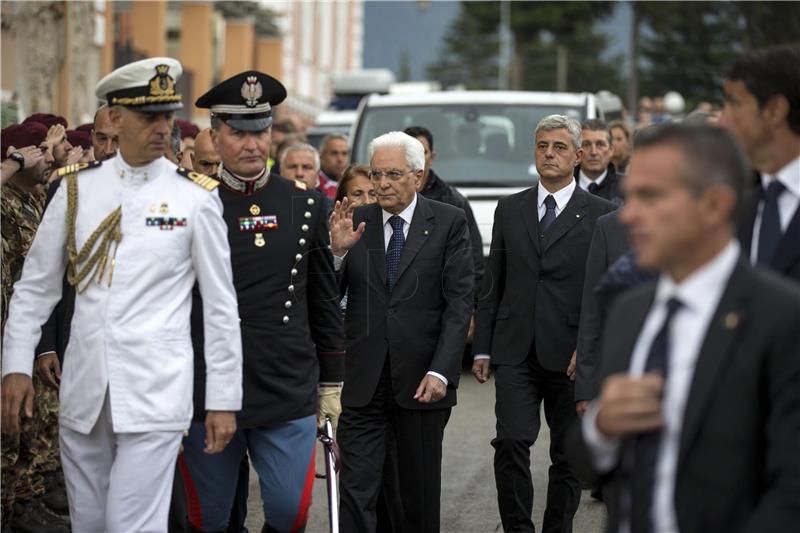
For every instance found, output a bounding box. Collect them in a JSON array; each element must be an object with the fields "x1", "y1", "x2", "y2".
[
  {"x1": 320, "y1": 138, "x2": 349, "y2": 180},
  {"x1": 282, "y1": 150, "x2": 319, "y2": 189},
  {"x1": 534, "y1": 128, "x2": 582, "y2": 183},
  {"x1": 345, "y1": 173, "x2": 376, "y2": 207},
  {"x1": 212, "y1": 123, "x2": 270, "y2": 178},
  {"x1": 36, "y1": 142, "x2": 55, "y2": 182},
  {"x1": 191, "y1": 129, "x2": 221, "y2": 176},
  {"x1": 611, "y1": 126, "x2": 630, "y2": 161},
  {"x1": 93, "y1": 107, "x2": 120, "y2": 161},
  {"x1": 580, "y1": 129, "x2": 612, "y2": 178},
  {"x1": 270, "y1": 130, "x2": 286, "y2": 159},
  {"x1": 718, "y1": 80, "x2": 769, "y2": 166},
  {"x1": 414, "y1": 135, "x2": 437, "y2": 190},
  {"x1": 620, "y1": 145, "x2": 713, "y2": 273},
  {"x1": 52, "y1": 138, "x2": 73, "y2": 167}
]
